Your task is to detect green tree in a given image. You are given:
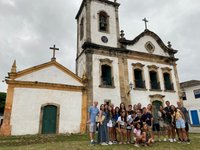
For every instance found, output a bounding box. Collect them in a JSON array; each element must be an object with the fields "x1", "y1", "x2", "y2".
[{"x1": 0, "y1": 92, "x2": 6, "y2": 114}]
